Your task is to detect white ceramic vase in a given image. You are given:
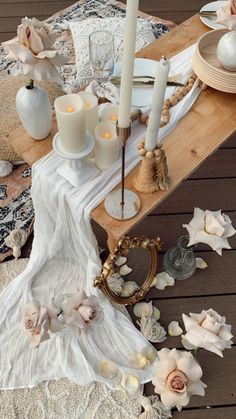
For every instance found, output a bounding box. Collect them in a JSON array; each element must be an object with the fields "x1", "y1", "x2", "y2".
[
  {"x1": 16, "y1": 84, "x2": 52, "y2": 140},
  {"x1": 217, "y1": 30, "x2": 236, "y2": 72}
]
